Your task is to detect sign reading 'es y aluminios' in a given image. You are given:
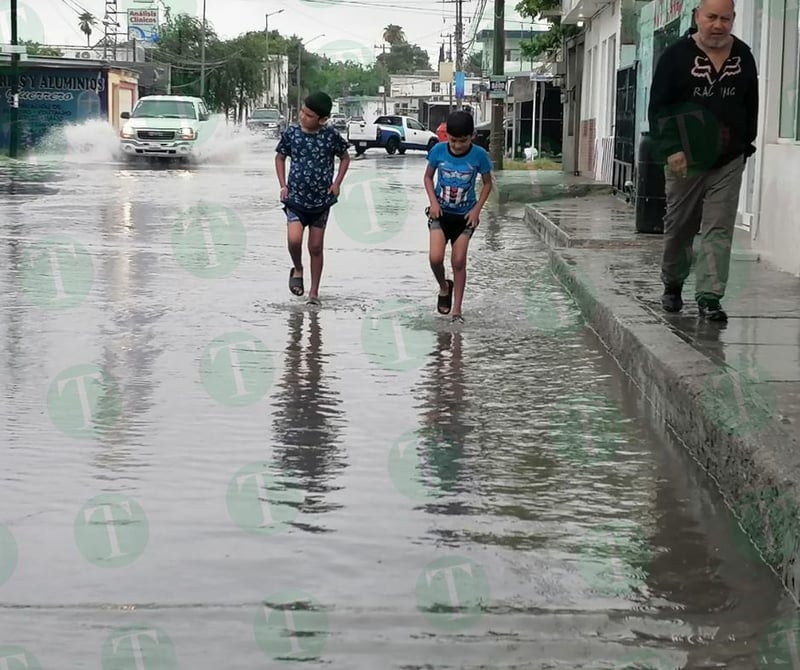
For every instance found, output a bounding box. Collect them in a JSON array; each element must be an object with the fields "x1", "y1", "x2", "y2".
[{"x1": 0, "y1": 69, "x2": 108, "y2": 152}]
